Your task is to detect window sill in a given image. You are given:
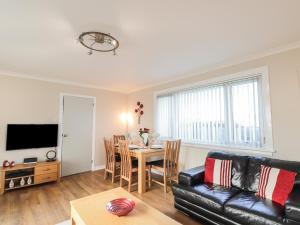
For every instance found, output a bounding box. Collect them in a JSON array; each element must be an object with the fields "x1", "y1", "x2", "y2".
[{"x1": 181, "y1": 142, "x2": 275, "y2": 157}]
